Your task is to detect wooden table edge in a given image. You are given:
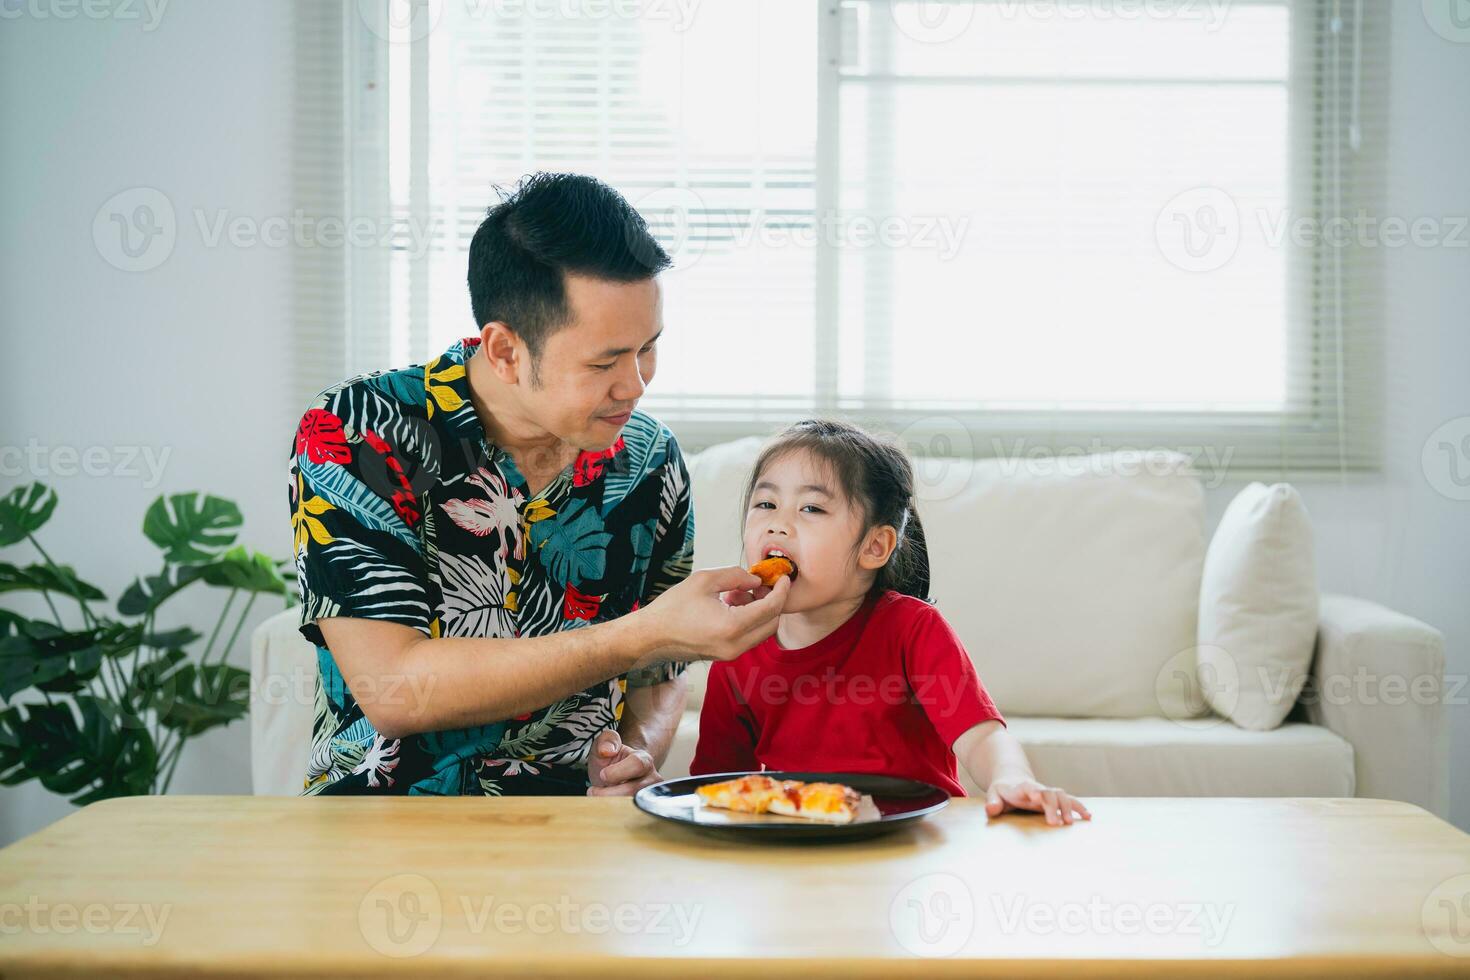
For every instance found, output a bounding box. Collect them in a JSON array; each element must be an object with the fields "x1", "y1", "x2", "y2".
[{"x1": 3, "y1": 950, "x2": 1469, "y2": 979}]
